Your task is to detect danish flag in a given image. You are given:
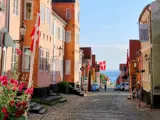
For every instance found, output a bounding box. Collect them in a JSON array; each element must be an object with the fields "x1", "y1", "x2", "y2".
[
  {"x1": 30, "y1": 11, "x2": 40, "y2": 52},
  {"x1": 99, "y1": 61, "x2": 106, "y2": 71}
]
